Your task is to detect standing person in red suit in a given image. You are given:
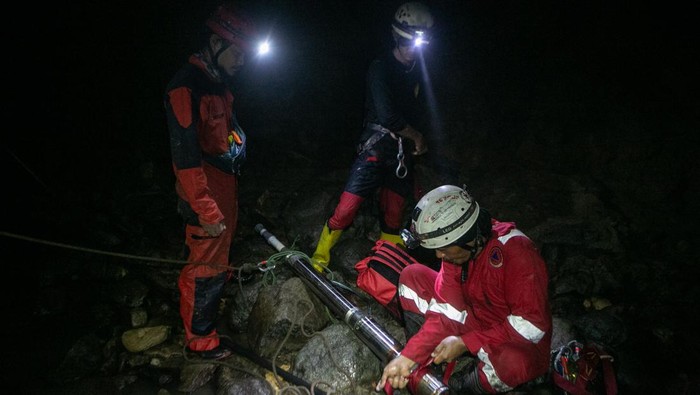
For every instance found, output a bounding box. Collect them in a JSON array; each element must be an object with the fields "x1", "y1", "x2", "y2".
[{"x1": 164, "y1": 2, "x2": 268, "y2": 360}]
